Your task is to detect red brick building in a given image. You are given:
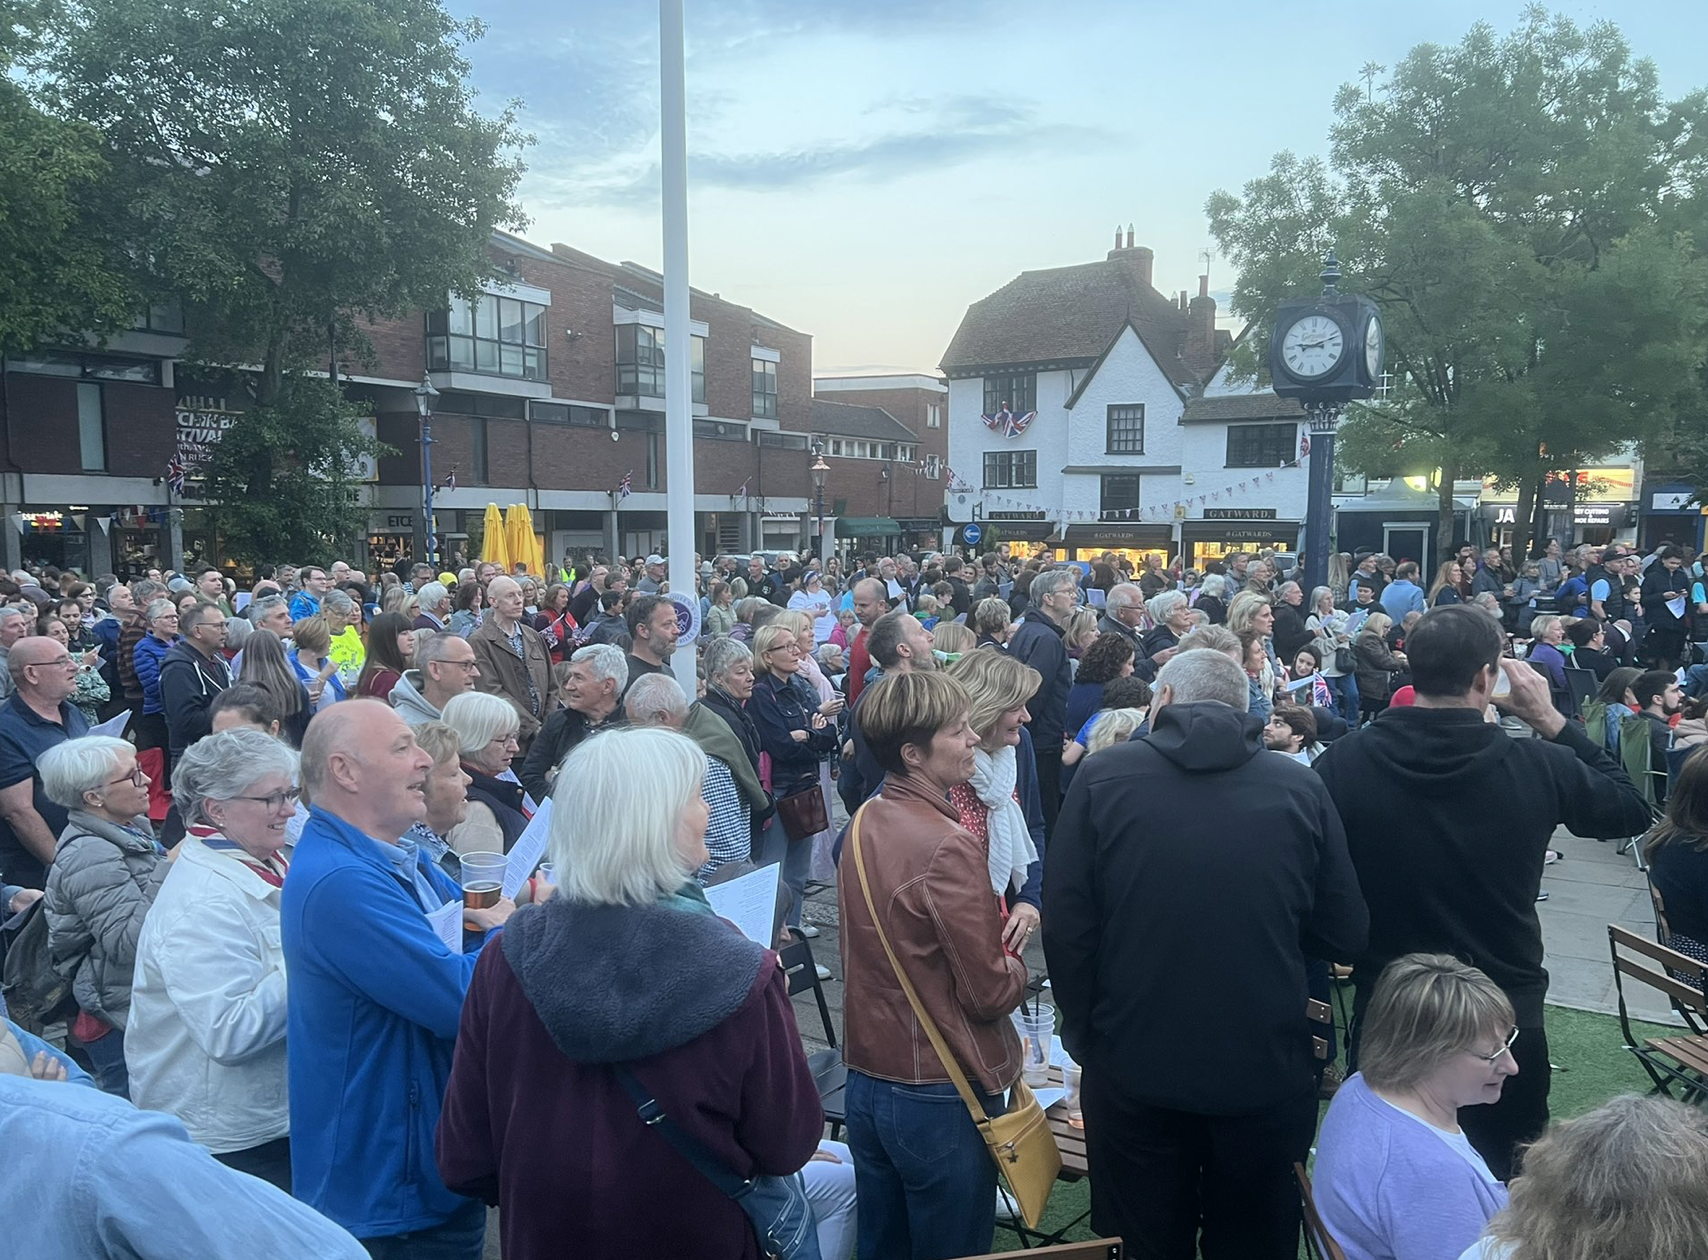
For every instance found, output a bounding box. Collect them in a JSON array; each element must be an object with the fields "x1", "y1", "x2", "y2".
[
  {"x1": 0, "y1": 230, "x2": 823, "y2": 574},
  {"x1": 809, "y1": 374, "x2": 948, "y2": 556}
]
